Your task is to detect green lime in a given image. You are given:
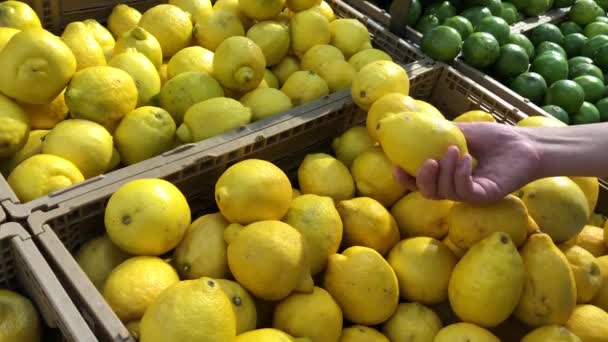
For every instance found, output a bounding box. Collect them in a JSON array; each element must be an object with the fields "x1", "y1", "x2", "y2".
[
  {"x1": 421, "y1": 25, "x2": 463, "y2": 61},
  {"x1": 512, "y1": 0, "x2": 552, "y2": 16},
  {"x1": 554, "y1": 0, "x2": 575, "y2": 7},
  {"x1": 596, "y1": 16, "x2": 608, "y2": 24},
  {"x1": 509, "y1": 0, "x2": 526, "y2": 10},
  {"x1": 508, "y1": 32, "x2": 535, "y2": 58},
  {"x1": 581, "y1": 34, "x2": 608, "y2": 57},
  {"x1": 597, "y1": 0, "x2": 608, "y2": 10},
  {"x1": 560, "y1": 21, "x2": 584, "y2": 35},
  {"x1": 483, "y1": 0, "x2": 503, "y2": 15},
  {"x1": 569, "y1": 63, "x2": 605, "y2": 81},
  {"x1": 494, "y1": 44, "x2": 530, "y2": 79},
  {"x1": 499, "y1": 2, "x2": 518, "y2": 24},
  {"x1": 423, "y1": 1, "x2": 458, "y2": 23},
  {"x1": 535, "y1": 41, "x2": 567, "y2": 59},
  {"x1": 530, "y1": 23, "x2": 564, "y2": 46},
  {"x1": 463, "y1": 32, "x2": 500, "y2": 67},
  {"x1": 460, "y1": 6, "x2": 493, "y2": 28},
  {"x1": 416, "y1": 15, "x2": 441, "y2": 35},
  {"x1": 568, "y1": 56, "x2": 595, "y2": 69},
  {"x1": 544, "y1": 79, "x2": 585, "y2": 114},
  {"x1": 584, "y1": 22, "x2": 608, "y2": 38},
  {"x1": 571, "y1": 101, "x2": 601, "y2": 124},
  {"x1": 475, "y1": 16, "x2": 510, "y2": 45},
  {"x1": 562, "y1": 33, "x2": 588, "y2": 58},
  {"x1": 444, "y1": 16, "x2": 474, "y2": 39},
  {"x1": 509, "y1": 72, "x2": 548, "y2": 105},
  {"x1": 530, "y1": 51, "x2": 569, "y2": 85},
  {"x1": 595, "y1": 97, "x2": 608, "y2": 121},
  {"x1": 593, "y1": 43, "x2": 608, "y2": 71},
  {"x1": 406, "y1": 0, "x2": 422, "y2": 25},
  {"x1": 570, "y1": 0, "x2": 604, "y2": 26},
  {"x1": 574, "y1": 75, "x2": 605, "y2": 102},
  {"x1": 542, "y1": 105, "x2": 570, "y2": 124}
]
